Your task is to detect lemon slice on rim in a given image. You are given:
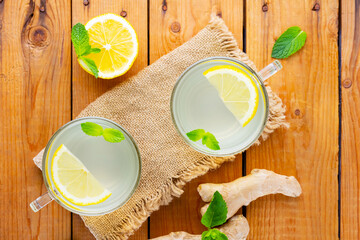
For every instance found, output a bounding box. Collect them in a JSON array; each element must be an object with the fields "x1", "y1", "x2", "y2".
[
  {"x1": 51, "y1": 144, "x2": 111, "y2": 206},
  {"x1": 79, "y1": 13, "x2": 138, "y2": 79},
  {"x1": 203, "y1": 65, "x2": 259, "y2": 127}
]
